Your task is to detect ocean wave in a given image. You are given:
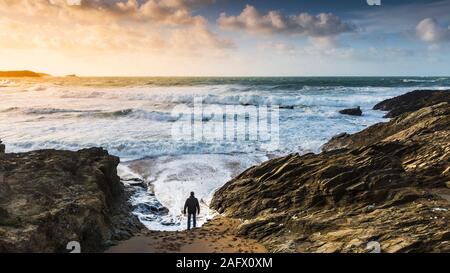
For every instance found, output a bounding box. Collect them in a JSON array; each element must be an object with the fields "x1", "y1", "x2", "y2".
[
  {"x1": 5, "y1": 139, "x2": 278, "y2": 161},
  {"x1": 26, "y1": 84, "x2": 49, "y2": 91},
  {"x1": 14, "y1": 106, "x2": 179, "y2": 122},
  {"x1": 122, "y1": 154, "x2": 266, "y2": 230},
  {"x1": 52, "y1": 84, "x2": 450, "y2": 112},
  {"x1": 402, "y1": 78, "x2": 448, "y2": 83},
  {"x1": 0, "y1": 80, "x2": 17, "y2": 87},
  {"x1": 22, "y1": 108, "x2": 88, "y2": 115},
  {"x1": 0, "y1": 107, "x2": 20, "y2": 113},
  {"x1": 79, "y1": 109, "x2": 178, "y2": 122},
  {"x1": 54, "y1": 84, "x2": 419, "y2": 109},
  {"x1": 89, "y1": 92, "x2": 385, "y2": 108}
]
